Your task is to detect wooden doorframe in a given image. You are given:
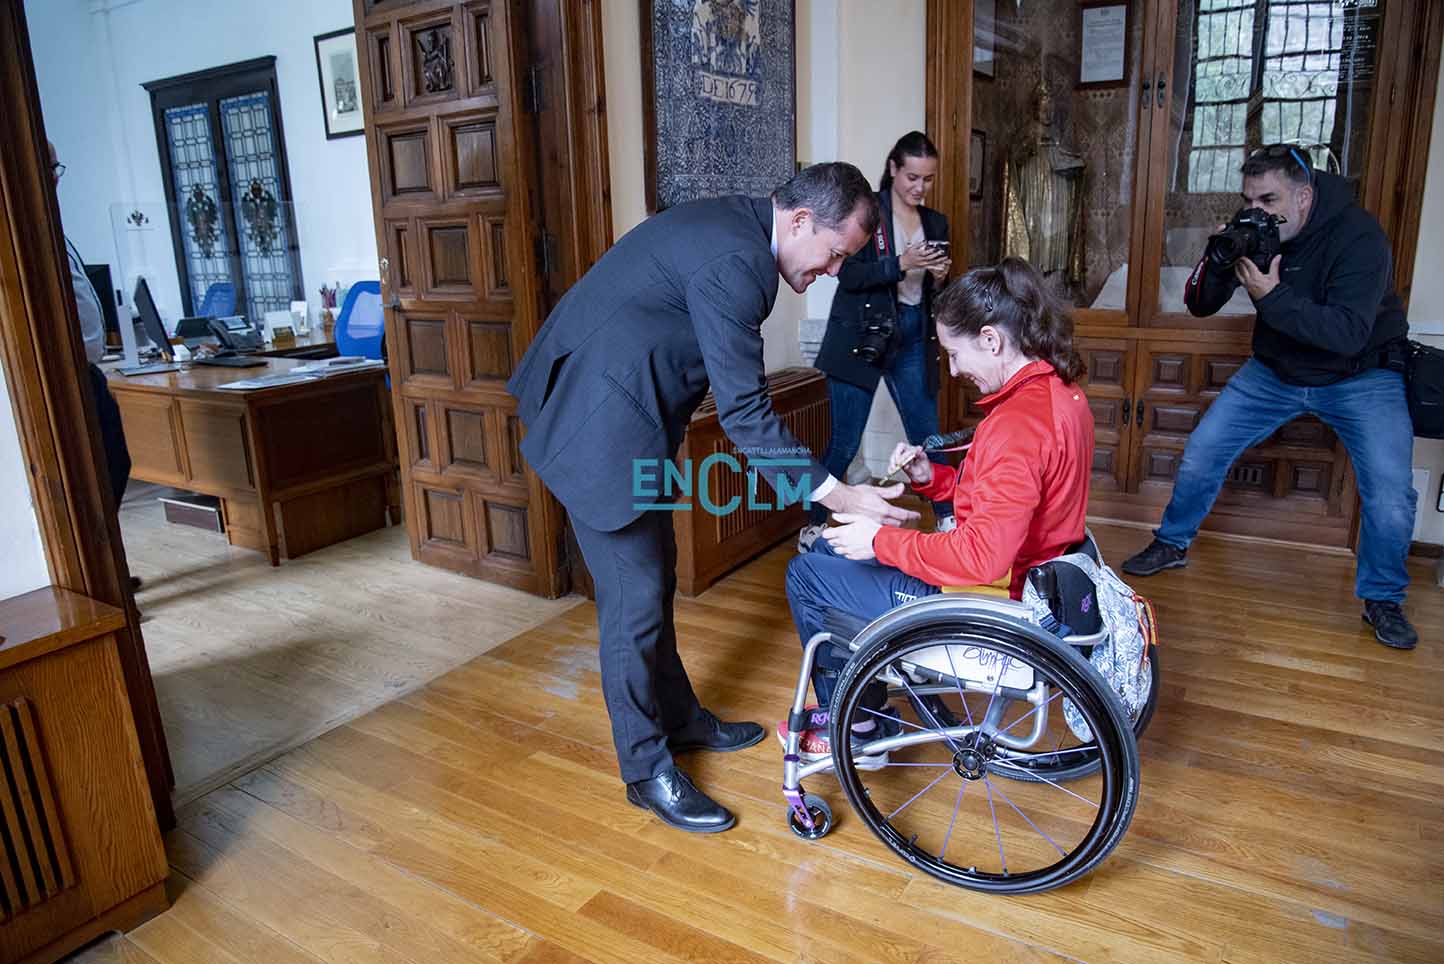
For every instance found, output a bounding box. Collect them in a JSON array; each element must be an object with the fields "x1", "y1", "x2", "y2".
[
  {"x1": 0, "y1": 0, "x2": 612, "y2": 828},
  {"x1": 0, "y1": 0, "x2": 174, "y2": 827}
]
